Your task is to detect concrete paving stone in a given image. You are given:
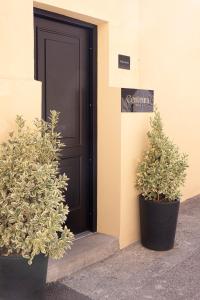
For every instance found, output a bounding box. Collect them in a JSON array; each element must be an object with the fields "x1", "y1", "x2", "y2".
[
  {"x1": 60, "y1": 196, "x2": 200, "y2": 300},
  {"x1": 179, "y1": 194, "x2": 200, "y2": 217},
  {"x1": 133, "y1": 248, "x2": 200, "y2": 300},
  {"x1": 43, "y1": 282, "x2": 91, "y2": 300}
]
